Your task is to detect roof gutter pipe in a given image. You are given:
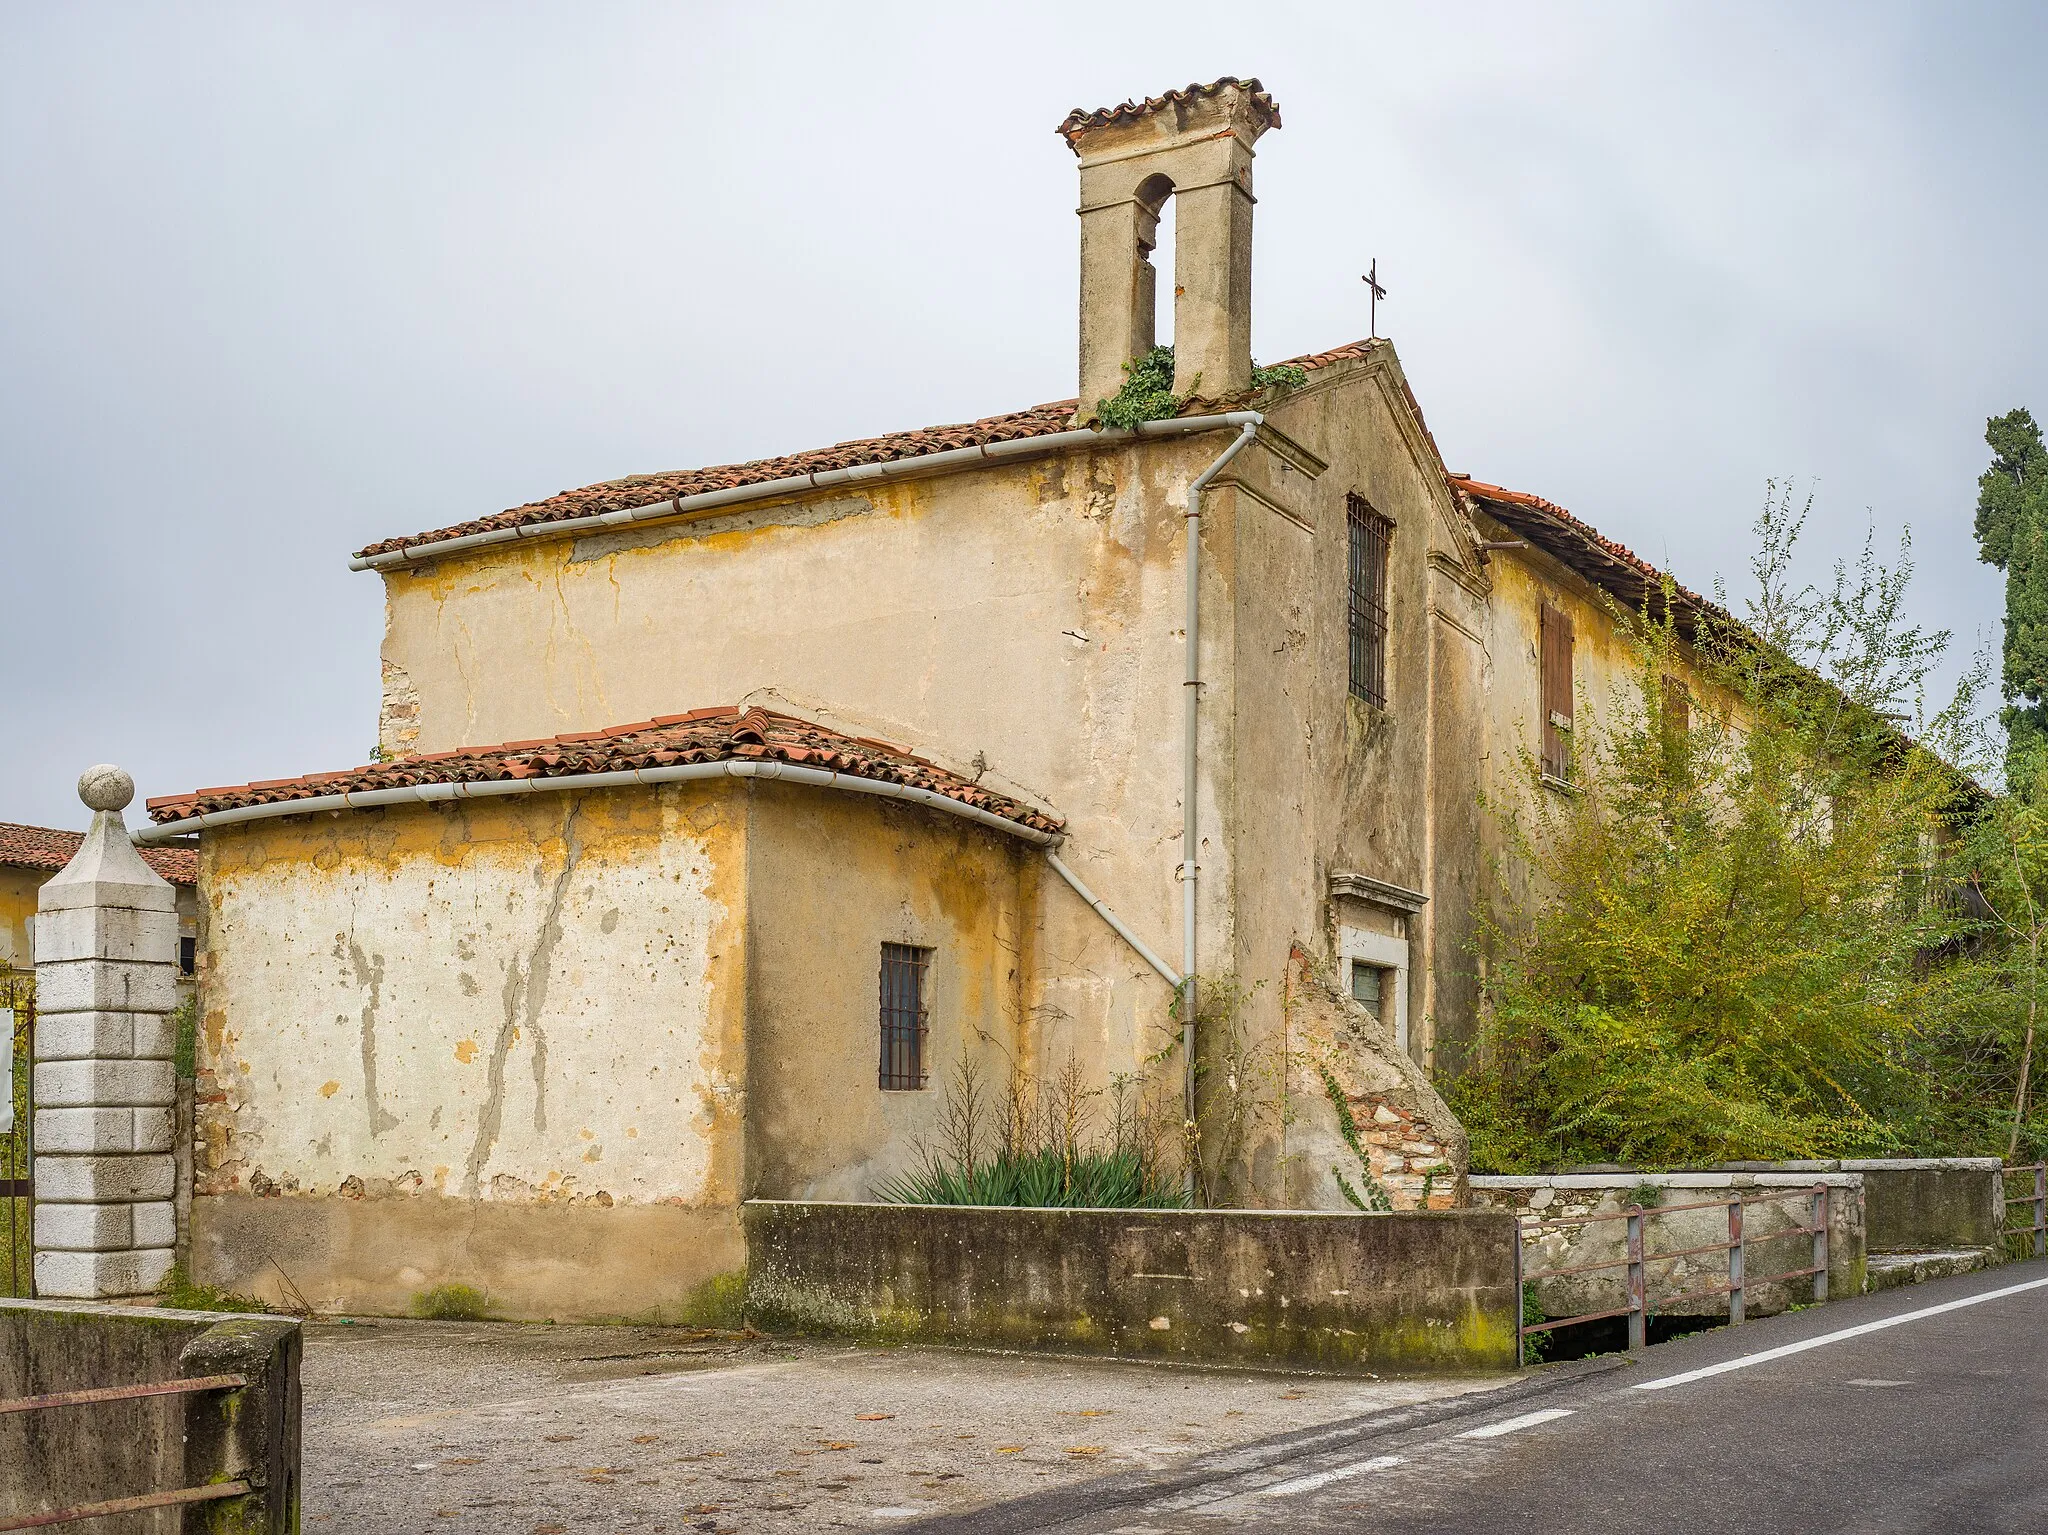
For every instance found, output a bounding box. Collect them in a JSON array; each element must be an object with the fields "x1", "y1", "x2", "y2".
[
  {"x1": 133, "y1": 759, "x2": 1060, "y2": 848},
  {"x1": 135, "y1": 758, "x2": 1185, "y2": 1012},
  {"x1": 348, "y1": 412, "x2": 1268, "y2": 573},
  {"x1": 1180, "y1": 415, "x2": 1263, "y2": 1181}
]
